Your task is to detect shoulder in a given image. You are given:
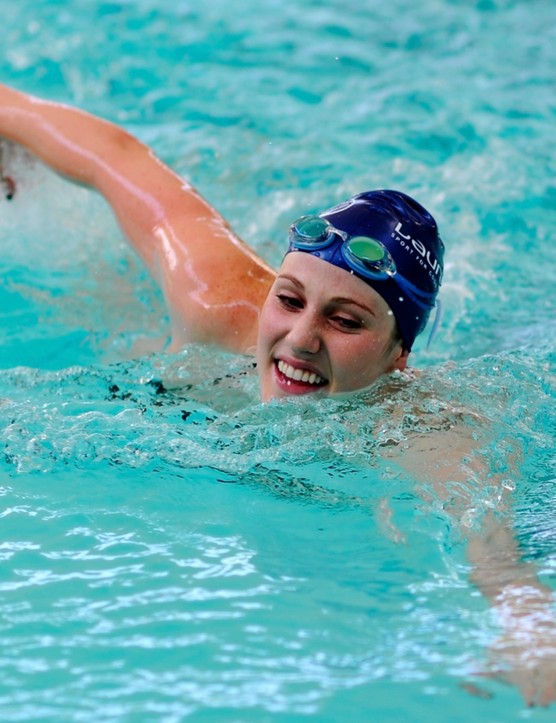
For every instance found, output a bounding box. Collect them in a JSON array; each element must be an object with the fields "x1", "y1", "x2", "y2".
[{"x1": 162, "y1": 219, "x2": 276, "y2": 354}]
